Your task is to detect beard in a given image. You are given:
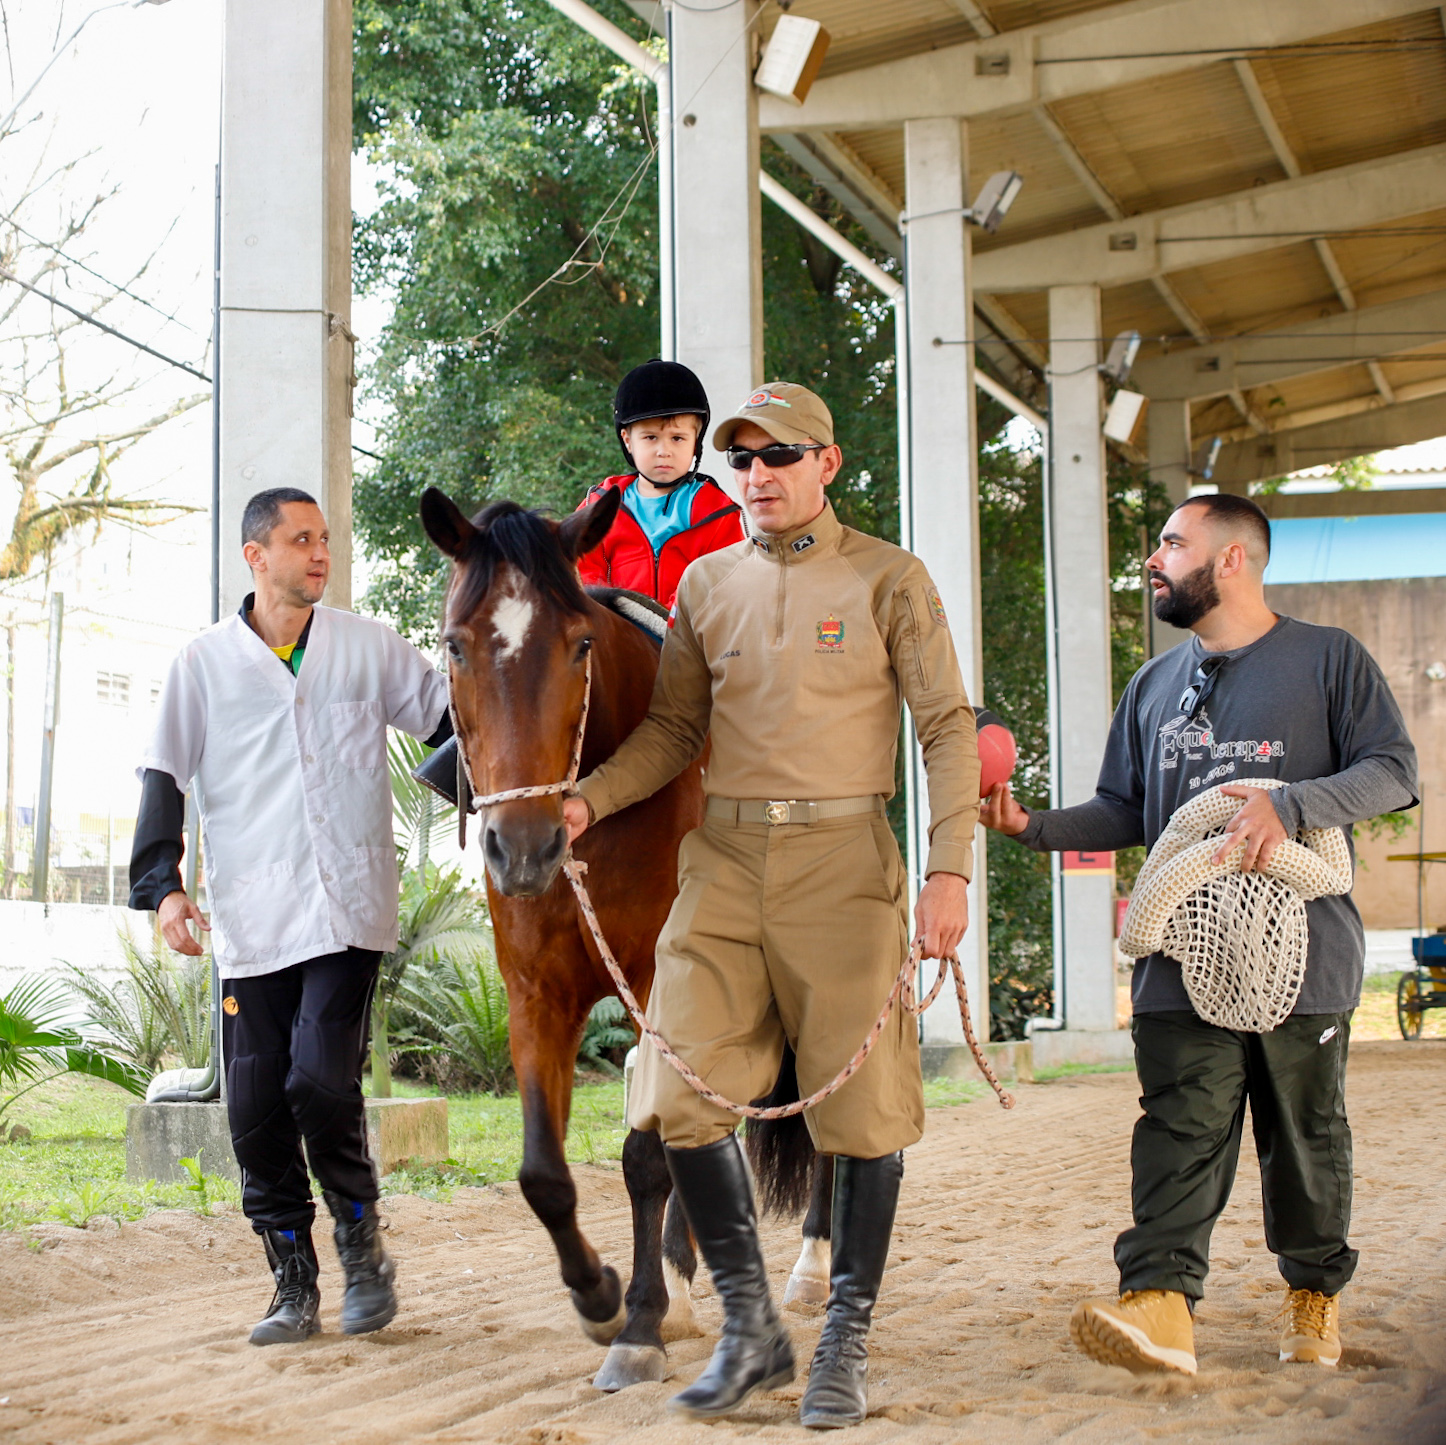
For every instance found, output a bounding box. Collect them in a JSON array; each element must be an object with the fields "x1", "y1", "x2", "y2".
[{"x1": 1151, "y1": 560, "x2": 1219, "y2": 629}]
